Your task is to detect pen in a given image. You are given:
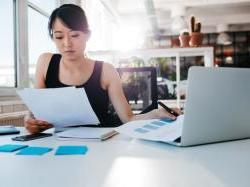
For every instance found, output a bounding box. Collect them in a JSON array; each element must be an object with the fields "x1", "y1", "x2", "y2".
[{"x1": 158, "y1": 101, "x2": 179, "y2": 117}]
